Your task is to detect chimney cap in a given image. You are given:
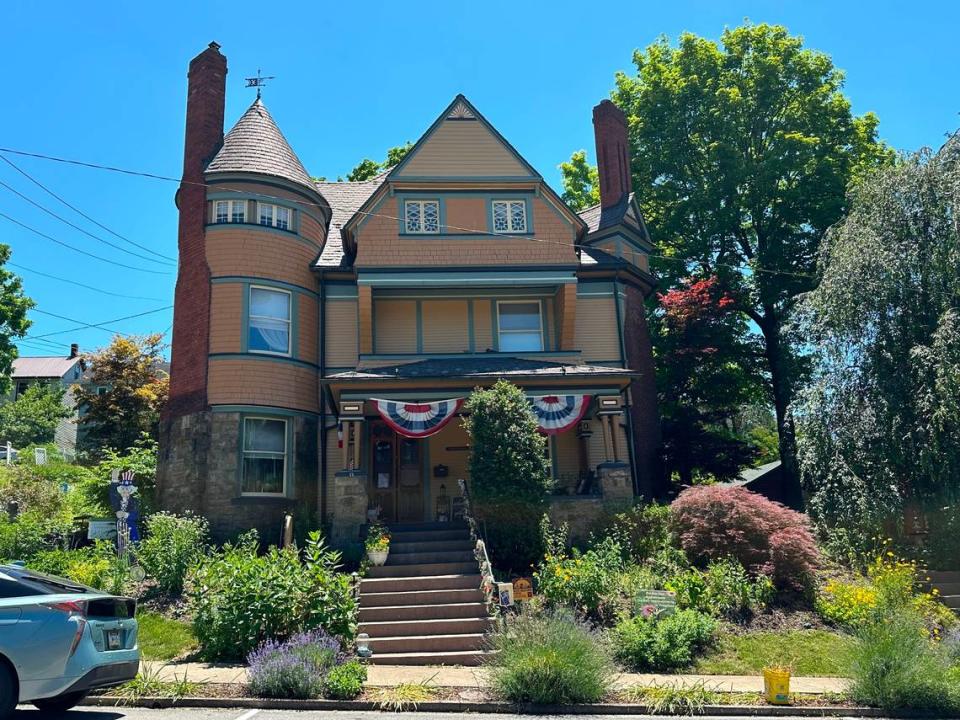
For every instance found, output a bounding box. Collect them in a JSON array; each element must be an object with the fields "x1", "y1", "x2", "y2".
[{"x1": 208, "y1": 41, "x2": 221, "y2": 51}]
